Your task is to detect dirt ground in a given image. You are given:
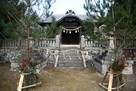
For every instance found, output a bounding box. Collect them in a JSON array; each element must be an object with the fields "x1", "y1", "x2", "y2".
[
  {"x1": 0, "y1": 63, "x2": 18, "y2": 91},
  {"x1": 0, "y1": 63, "x2": 136, "y2": 91}
]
